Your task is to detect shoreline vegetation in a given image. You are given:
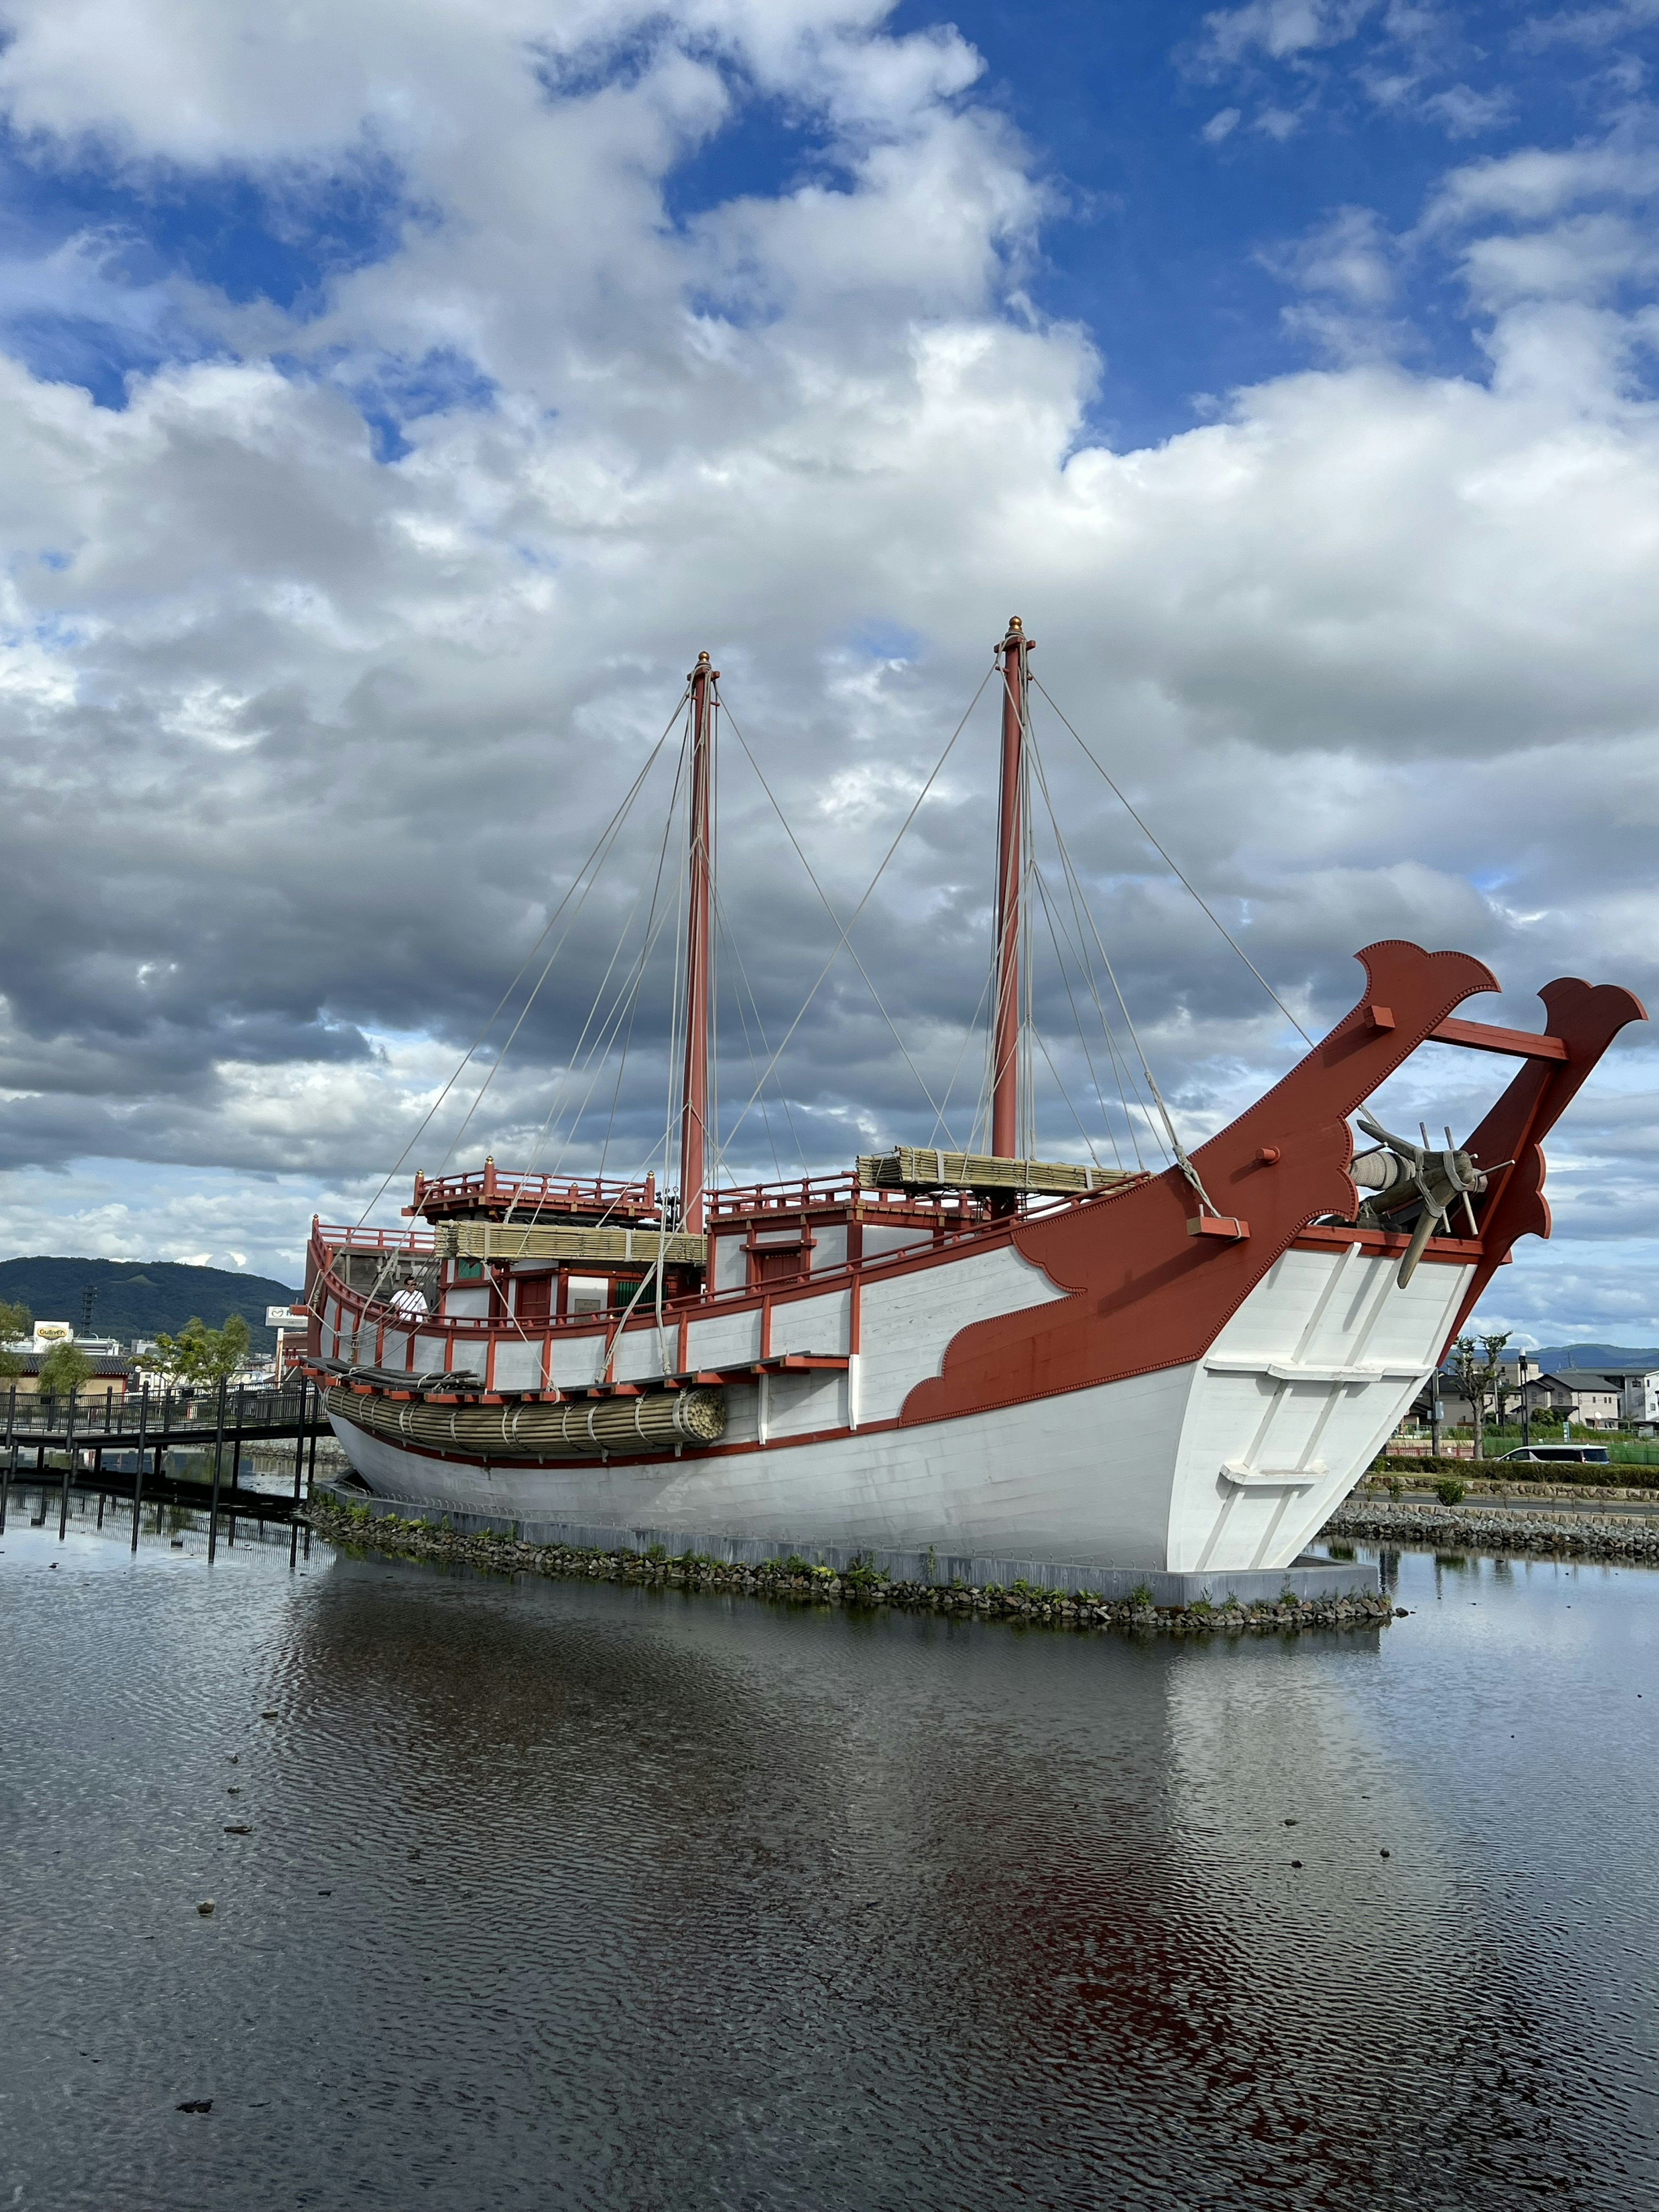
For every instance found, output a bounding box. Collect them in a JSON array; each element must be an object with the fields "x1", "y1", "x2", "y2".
[{"x1": 302, "y1": 1496, "x2": 1397, "y2": 1635}]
